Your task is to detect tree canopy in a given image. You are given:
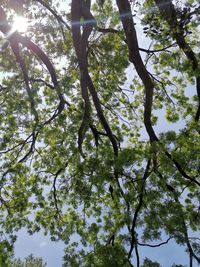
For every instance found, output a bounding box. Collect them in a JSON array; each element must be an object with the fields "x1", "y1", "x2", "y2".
[
  {"x1": 0, "y1": 0, "x2": 199, "y2": 266},
  {"x1": 1, "y1": 252, "x2": 47, "y2": 267}
]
